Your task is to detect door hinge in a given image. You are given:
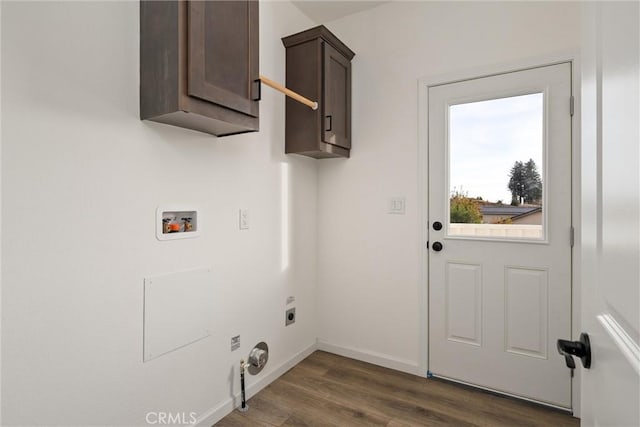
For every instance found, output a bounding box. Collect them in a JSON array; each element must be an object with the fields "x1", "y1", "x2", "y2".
[
  {"x1": 570, "y1": 95, "x2": 575, "y2": 117},
  {"x1": 570, "y1": 226, "x2": 575, "y2": 248}
]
